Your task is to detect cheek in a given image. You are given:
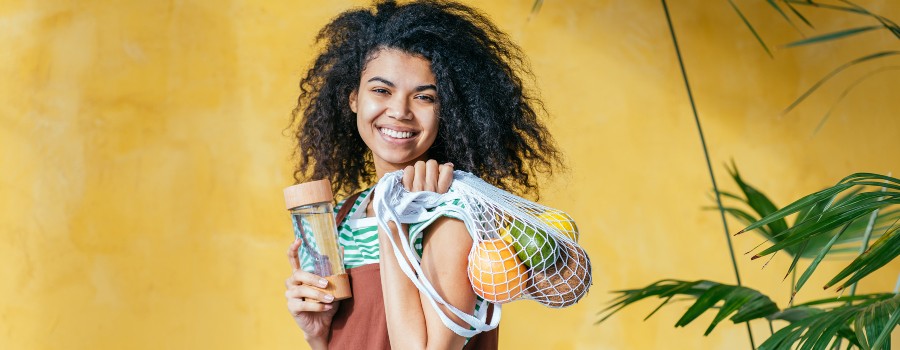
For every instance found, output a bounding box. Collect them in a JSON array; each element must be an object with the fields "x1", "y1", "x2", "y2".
[{"x1": 357, "y1": 98, "x2": 384, "y2": 121}]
